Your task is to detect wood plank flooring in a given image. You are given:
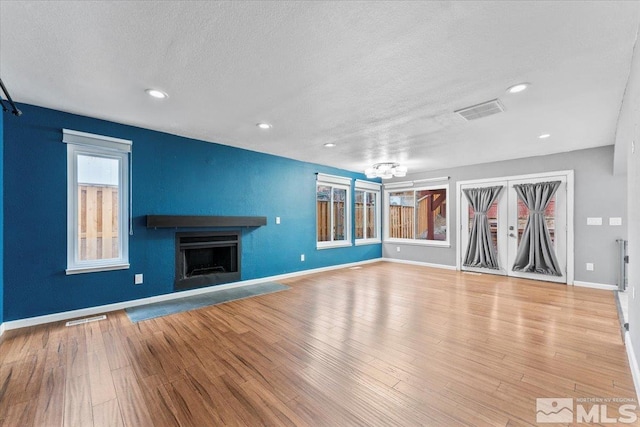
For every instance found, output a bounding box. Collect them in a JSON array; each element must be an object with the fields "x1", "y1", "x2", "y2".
[{"x1": 0, "y1": 262, "x2": 637, "y2": 426}]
